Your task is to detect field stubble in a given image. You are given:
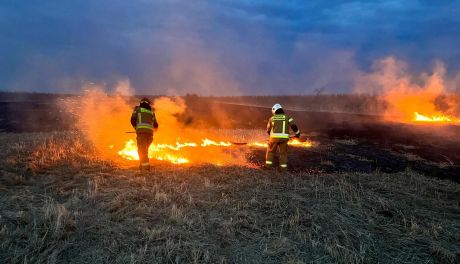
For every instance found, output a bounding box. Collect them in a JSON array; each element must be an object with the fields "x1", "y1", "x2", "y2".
[{"x1": 0, "y1": 132, "x2": 459, "y2": 263}]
